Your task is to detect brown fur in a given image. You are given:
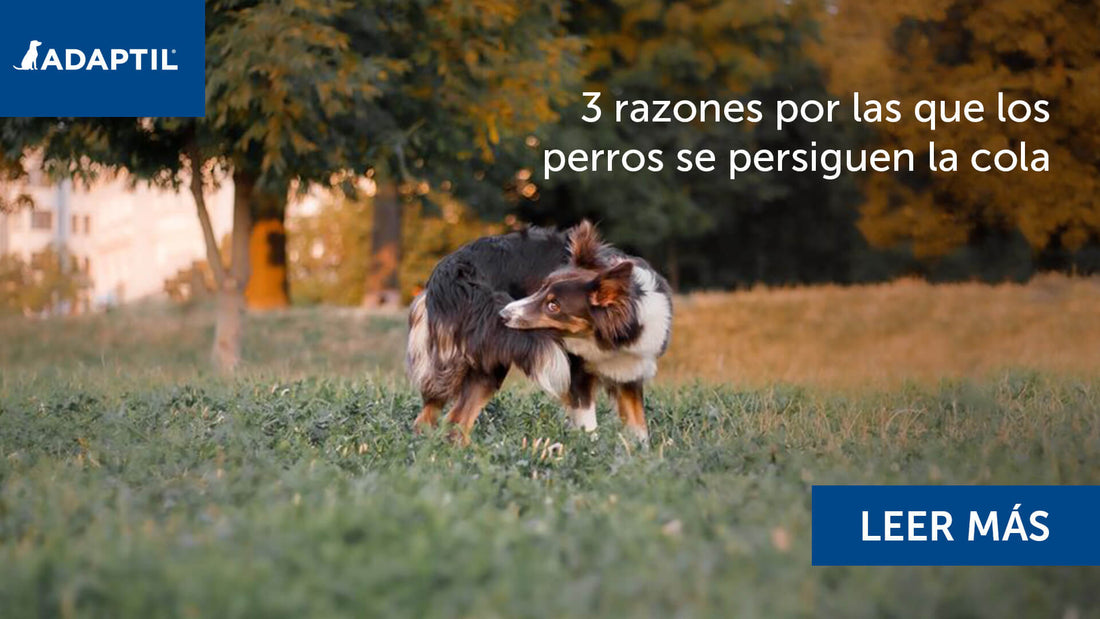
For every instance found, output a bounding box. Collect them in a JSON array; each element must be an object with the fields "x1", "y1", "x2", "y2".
[
  {"x1": 413, "y1": 401, "x2": 442, "y2": 432},
  {"x1": 590, "y1": 262, "x2": 632, "y2": 306},
  {"x1": 497, "y1": 221, "x2": 672, "y2": 443},
  {"x1": 442, "y1": 377, "x2": 501, "y2": 445},
  {"x1": 500, "y1": 261, "x2": 640, "y2": 348},
  {"x1": 568, "y1": 220, "x2": 608, "y2": 270},
  {"x1": 588, "y1": 262, "x2": 639, "y2": 347},
  {"x1": 610, "y1": 381, "x2": 648, "y2": 439}
]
